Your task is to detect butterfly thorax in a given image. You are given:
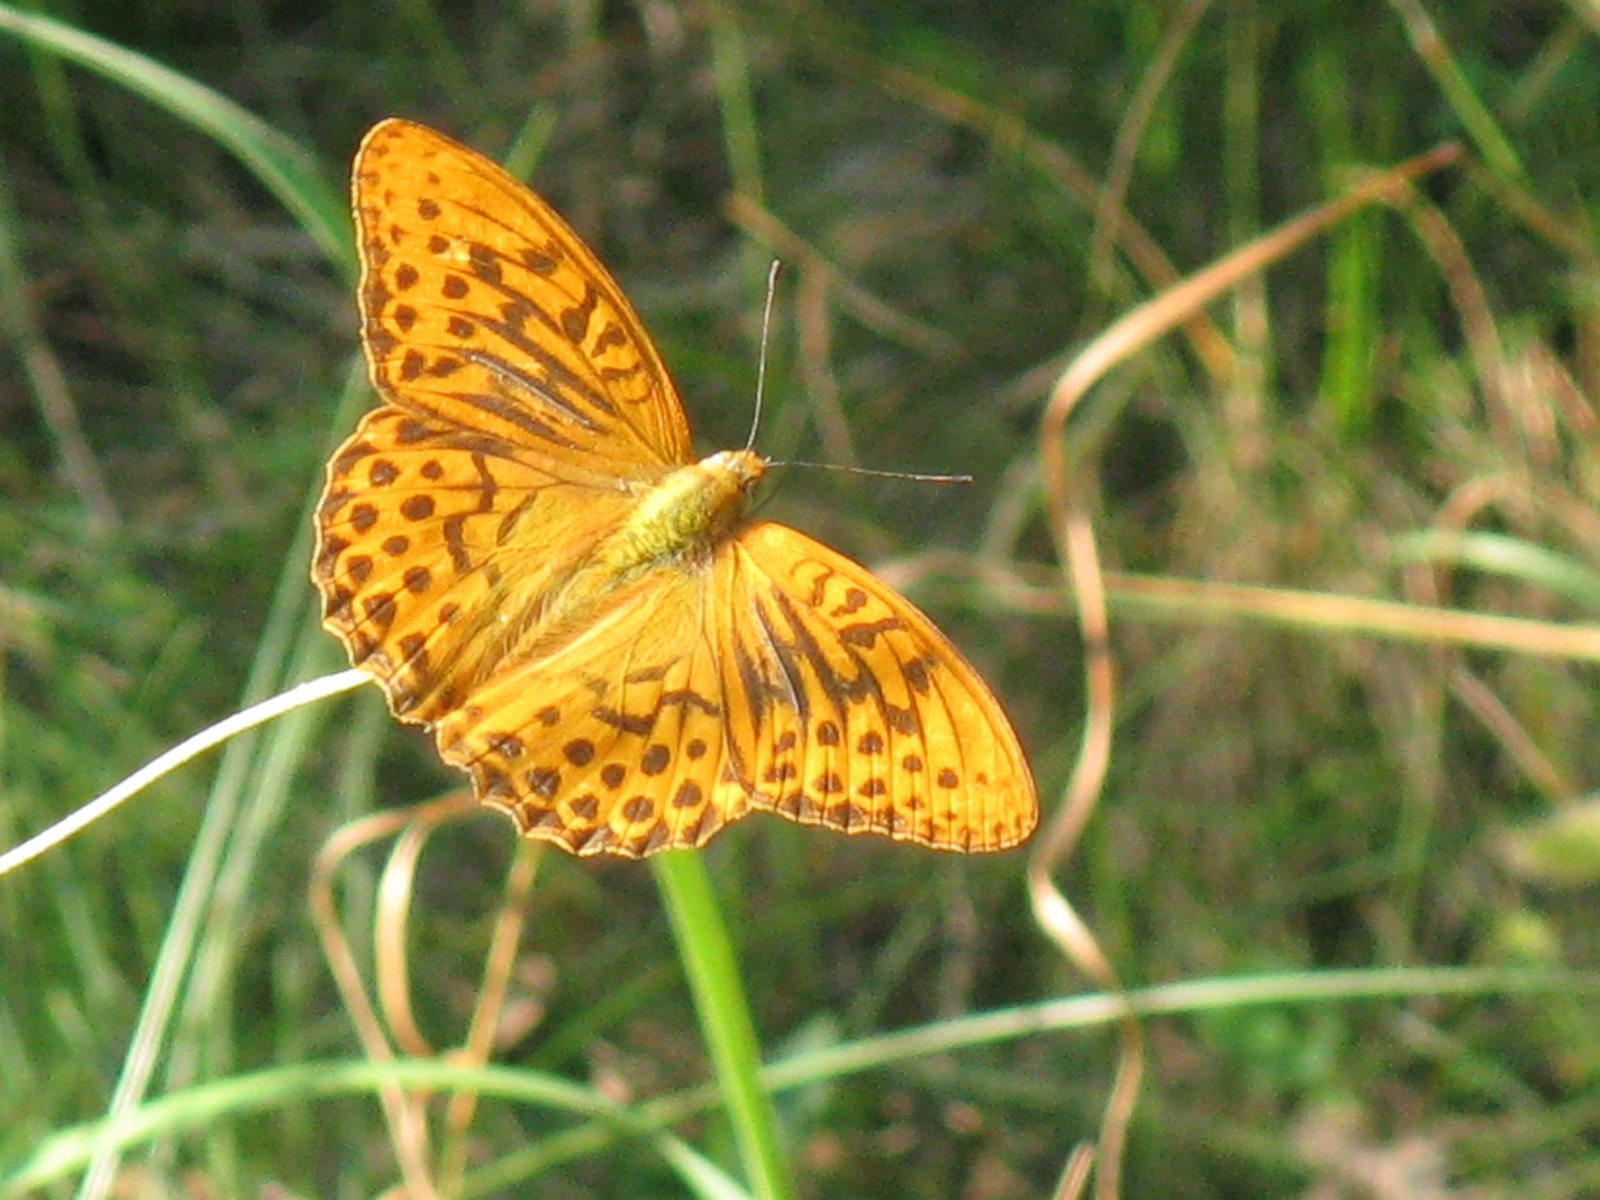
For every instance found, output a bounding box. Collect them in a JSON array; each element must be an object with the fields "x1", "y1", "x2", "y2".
[{"x1": 591, "y1": 448, "x2": 766, "y2": 581}]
